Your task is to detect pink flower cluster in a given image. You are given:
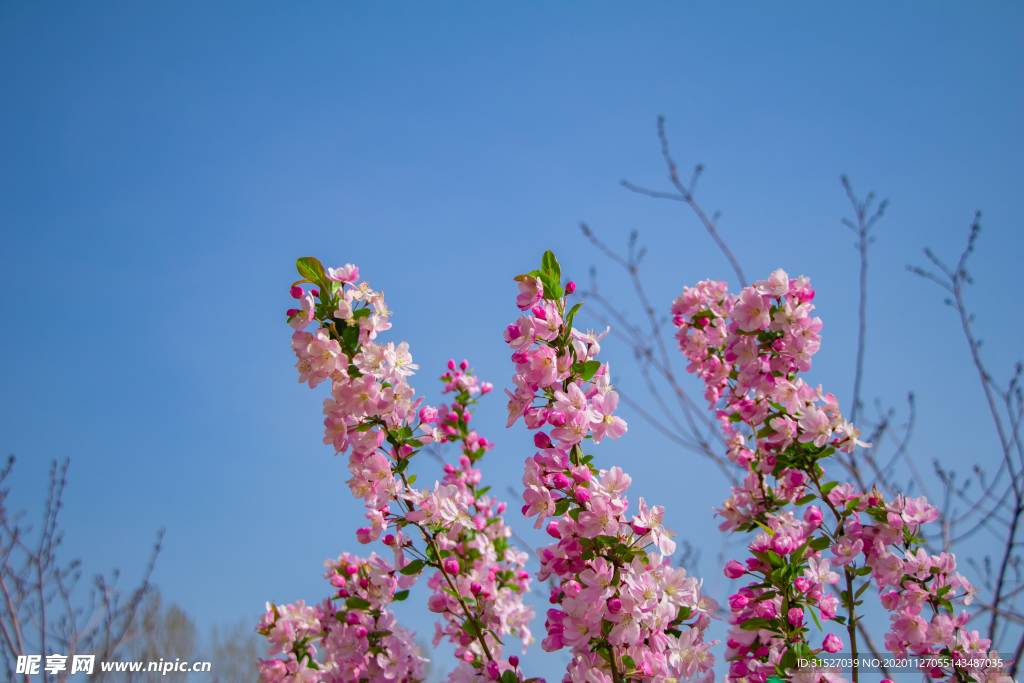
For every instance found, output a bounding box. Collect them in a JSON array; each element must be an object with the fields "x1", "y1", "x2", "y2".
[
  {"x1": 674, "y1": 269, "x2": 1011, "y2": 683},
  {"x1": 265, "y1": 258, "x2": 535, "y2": 683},
  {"x1": 504, "y1": 252, "x2": 718, "y2": 683},
  {"x1": 257, "y1": 552, "x2": 427, "y2": 683}
]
